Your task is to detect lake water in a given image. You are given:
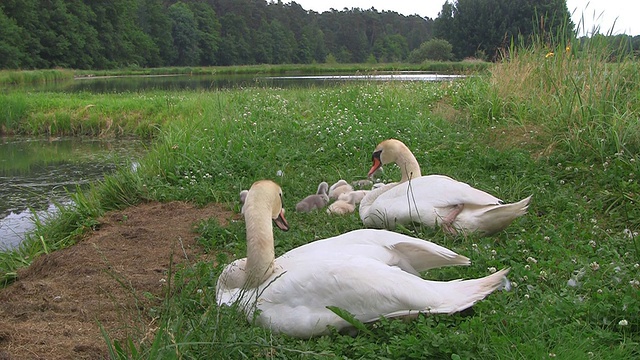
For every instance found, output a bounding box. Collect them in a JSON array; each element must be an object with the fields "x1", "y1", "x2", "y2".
[
  {"x1": 15, "y1": 72, "x2": 464, "y2": 93},
  {"x1": 1, "y1": 71, "x2": 461, "y2": 249},
  {"x1": 0, "y1": 137, "x2": 145, "y2": 249}
]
